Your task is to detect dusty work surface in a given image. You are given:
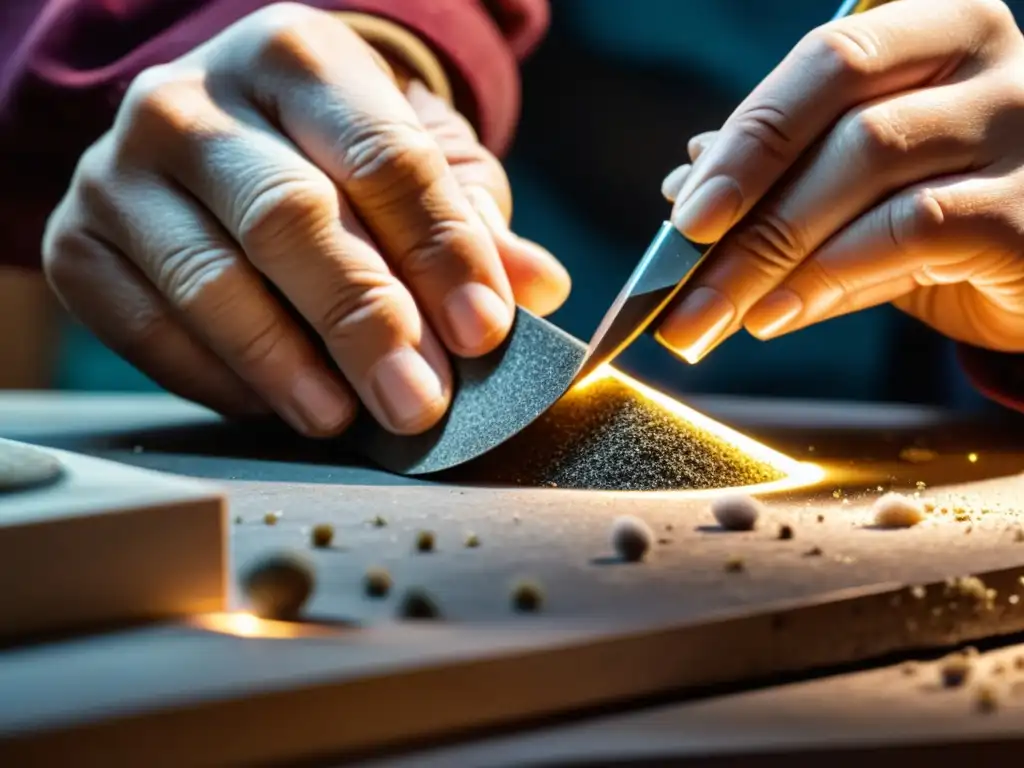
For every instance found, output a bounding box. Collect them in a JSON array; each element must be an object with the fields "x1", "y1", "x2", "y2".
[{"x1": 5, "y1": 393, "x2": 1024, "y2": 765}]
